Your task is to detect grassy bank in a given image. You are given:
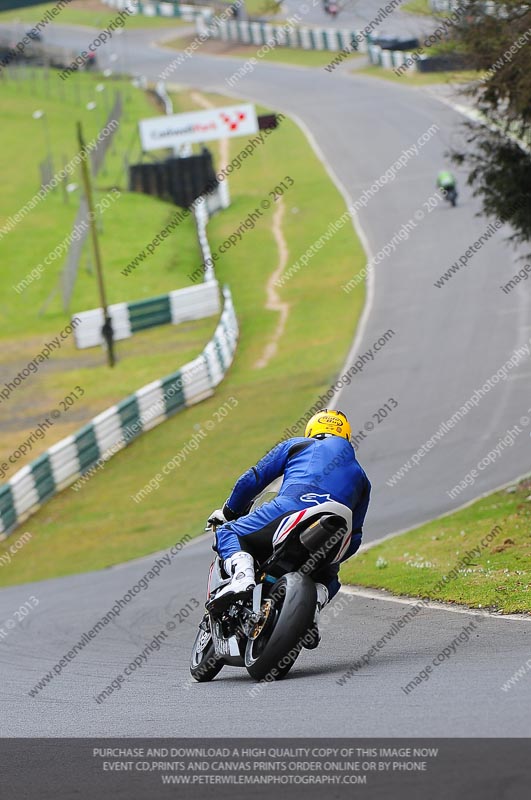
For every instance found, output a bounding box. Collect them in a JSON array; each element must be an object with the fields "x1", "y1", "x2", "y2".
[
  {"x1": 0, "y1": 70, "x2": 200, "y2": 338},
  {"x1": 0, "y1": 71, "x2": 219, "y2": 478},
  {"x1": 341, "y1": 477, "x2": 531, "y2": 614},
  {"x1": 0, "y1": 0, "x2": 190, "y2": 29},
  {"x1": 401, "y1": 0, "x2": 433, "y2": 15},
  {"x1": 355, "y1": 65, "x2": 481, "y2": 86},
  {"x1": 0, "y1": 85, "x2": 366, "y2": 586}
]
